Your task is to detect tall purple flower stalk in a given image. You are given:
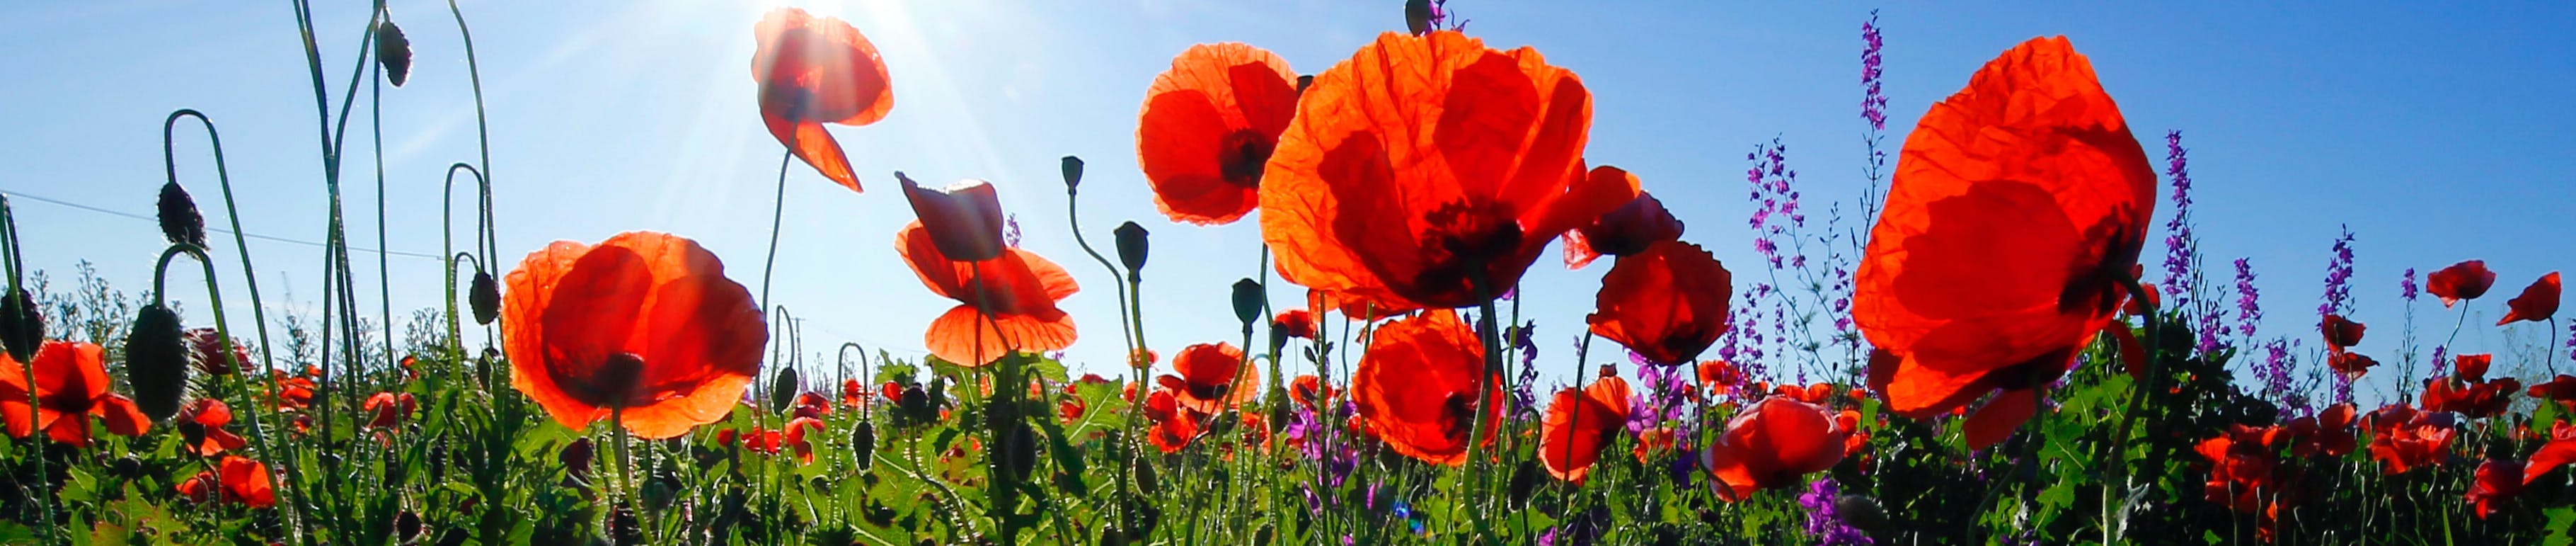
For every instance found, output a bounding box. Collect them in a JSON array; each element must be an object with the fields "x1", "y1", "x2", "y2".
[
  {"x1": 1859, "y1": 11, "x2": 1887, "y2": 132},
  {"x1": 2161, "y1": 131, "x2": 2196, "y2": 300},
  {"x1": 2398, "y1": 268, "x2": 2419, "y2": 302},
  {"x1": 1747, "y1": 140, "x2": 1804, "y2": 271},
  {"x1": 2319, "y1": 227, "x2": 2357, "y2": 317},
  {"x1": 2257, "y1": 339, "x2": 2302, "y2": 414},
  {"x1": 2233, "y1": 258, "x2": 2262, "y2": 338},
  {"x1": 1799, "y1": 478, "x2": 1873, "y2": 545}
]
